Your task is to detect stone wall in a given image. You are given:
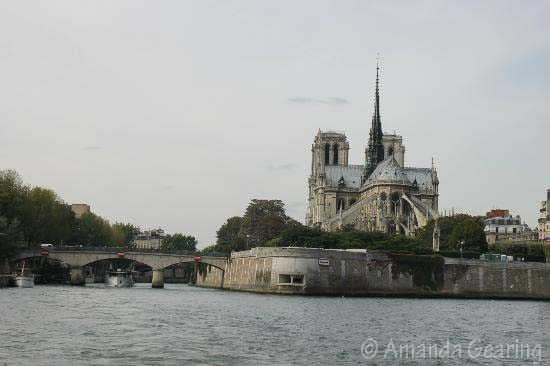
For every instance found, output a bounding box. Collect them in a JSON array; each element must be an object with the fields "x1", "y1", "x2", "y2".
[{"x1": 195, "y1": 247, "x2": 550, "y2": 300}]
